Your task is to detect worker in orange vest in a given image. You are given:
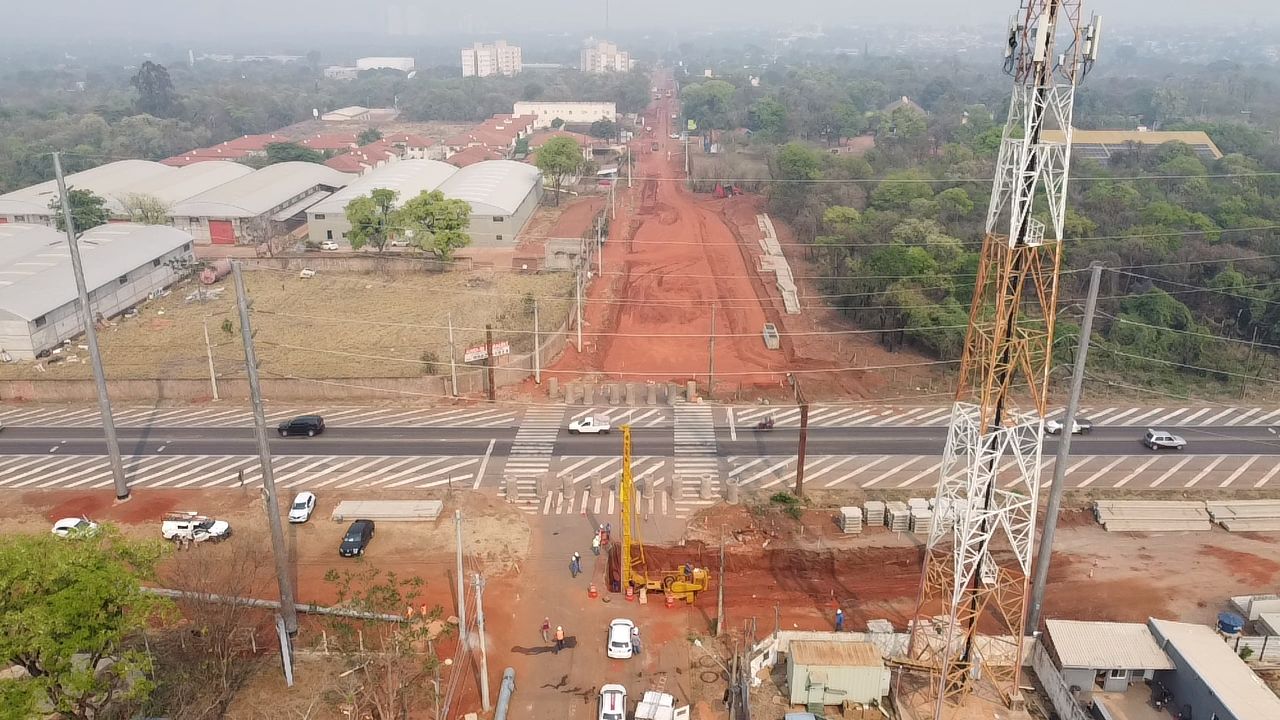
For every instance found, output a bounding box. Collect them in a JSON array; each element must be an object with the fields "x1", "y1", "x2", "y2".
[{"x1": 555, "y1": 626, "x2": 566, "y2": 654}]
